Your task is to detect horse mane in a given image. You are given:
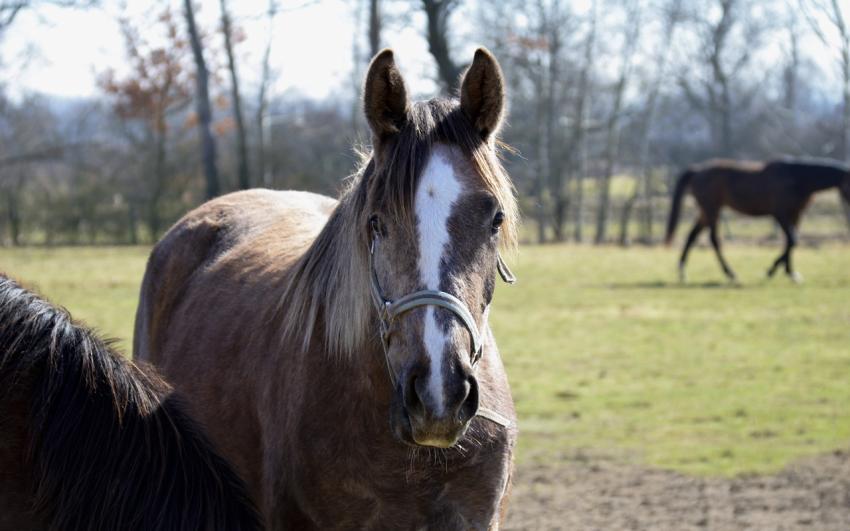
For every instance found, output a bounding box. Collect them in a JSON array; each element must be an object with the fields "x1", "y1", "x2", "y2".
[
  {"x1": 0, "y1": 275, "x2": 262, "y2": 531},
  {"x1": 769, "y1": 156, "x2": 850, "y2": 173},
  {"x1": 277, "y1": 98, "x2": 518, "y2": 357}
]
